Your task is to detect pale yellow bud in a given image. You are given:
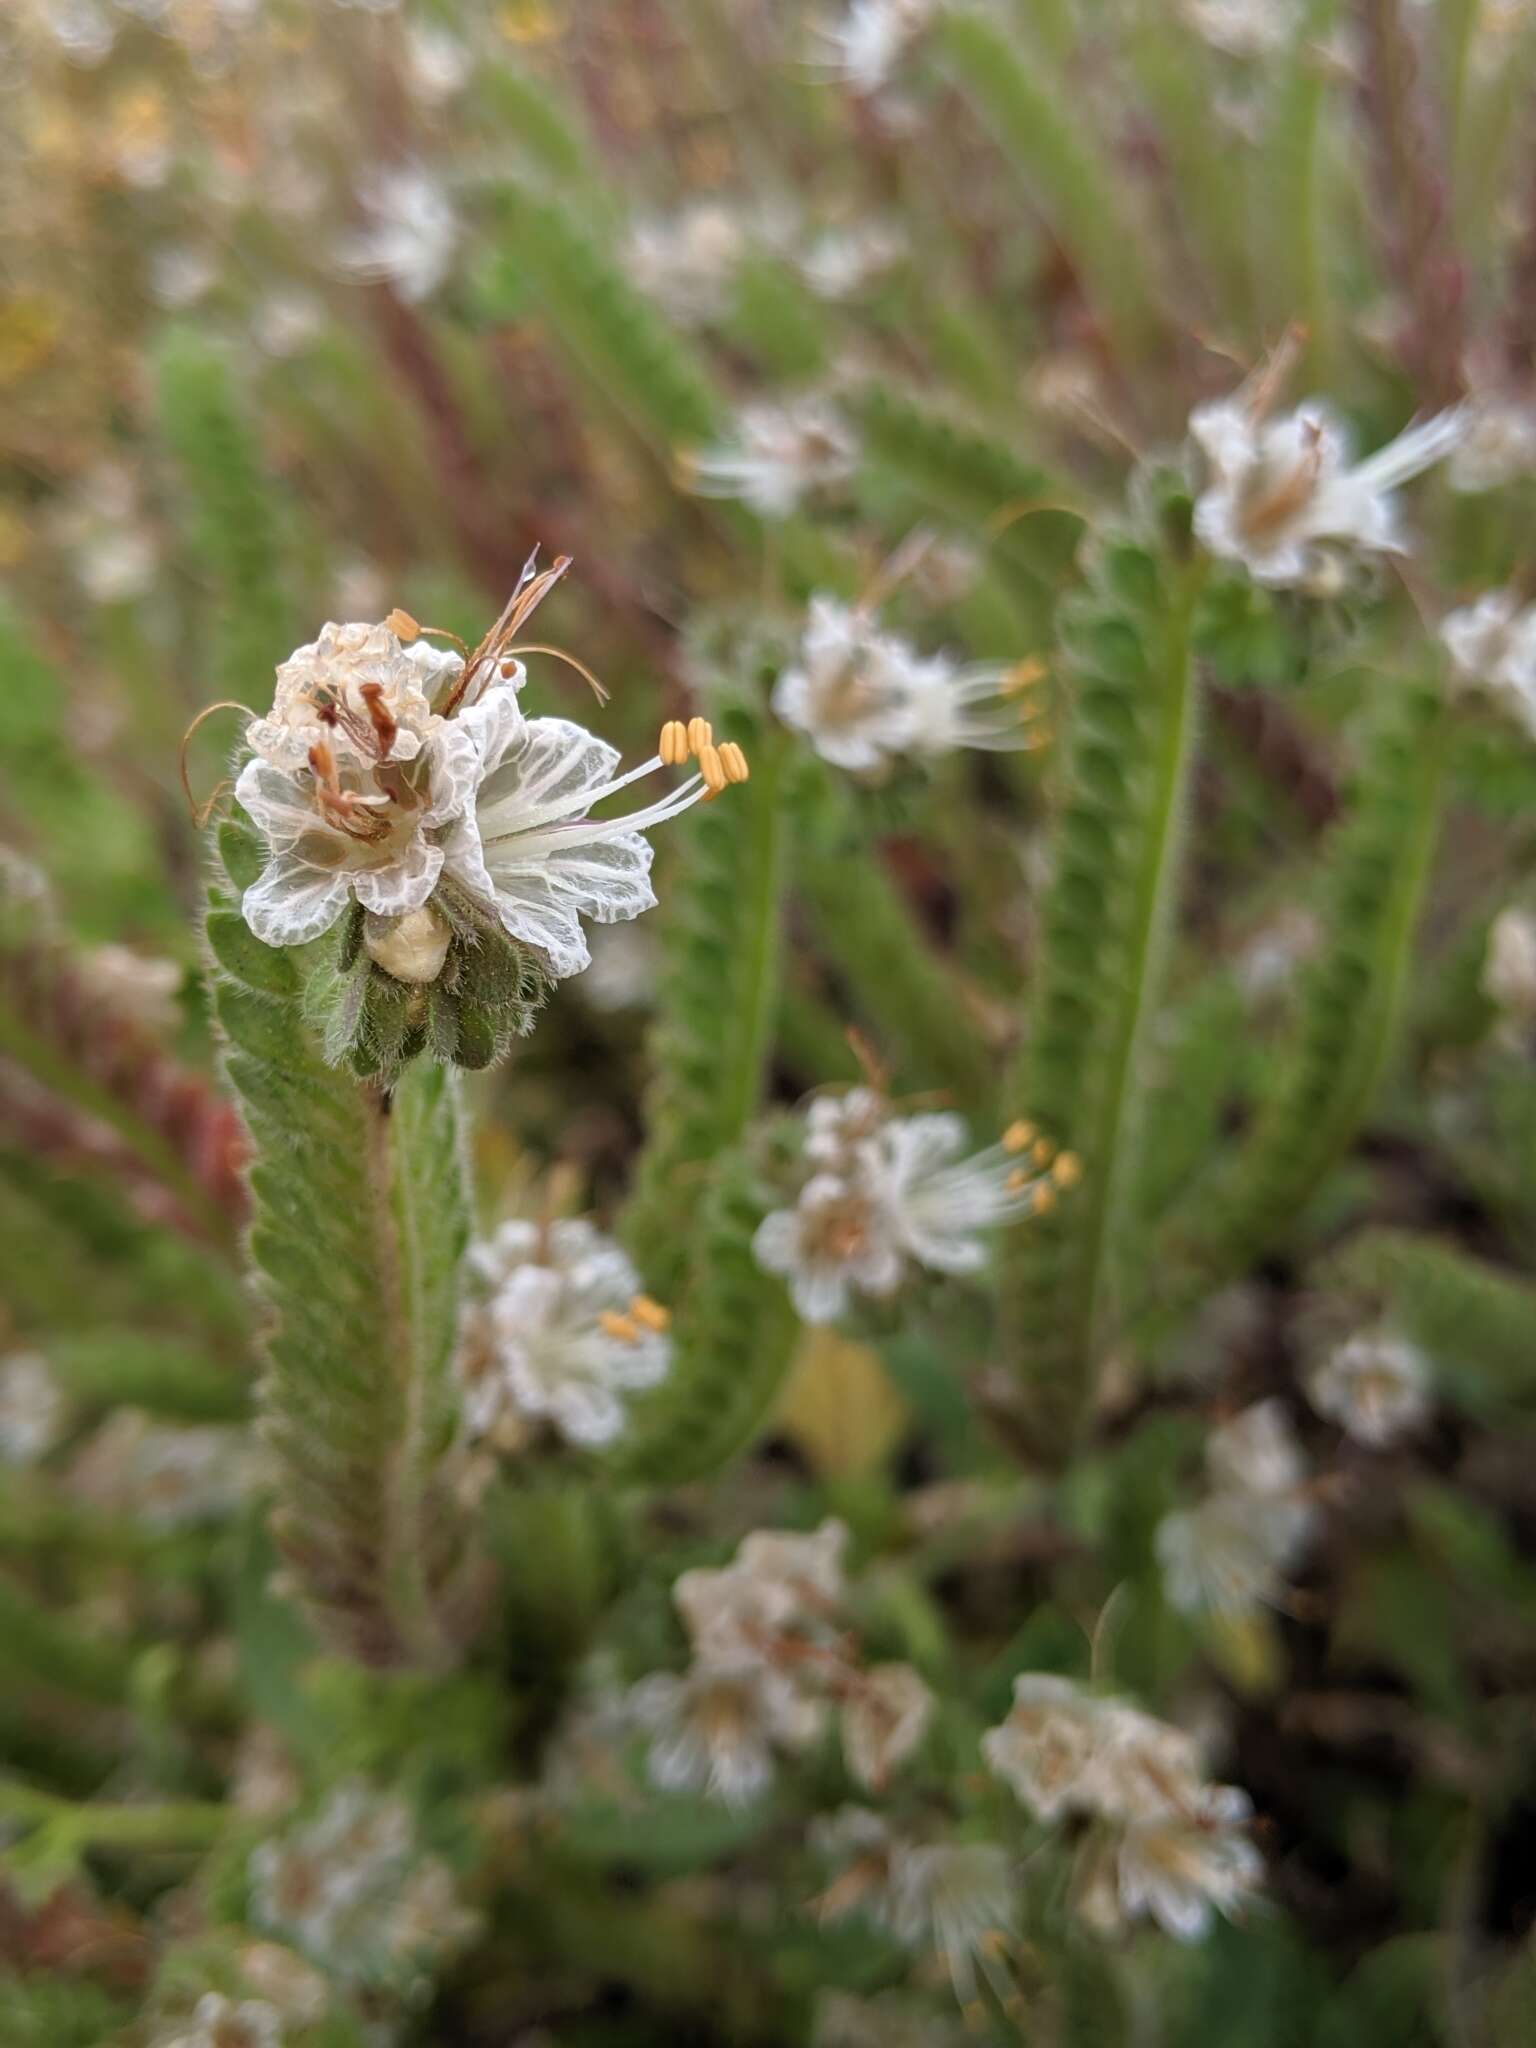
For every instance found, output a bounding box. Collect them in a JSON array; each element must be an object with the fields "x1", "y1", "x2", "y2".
[{"x1": 364, "y1": 905, "x2": 451, "y2": 985}]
